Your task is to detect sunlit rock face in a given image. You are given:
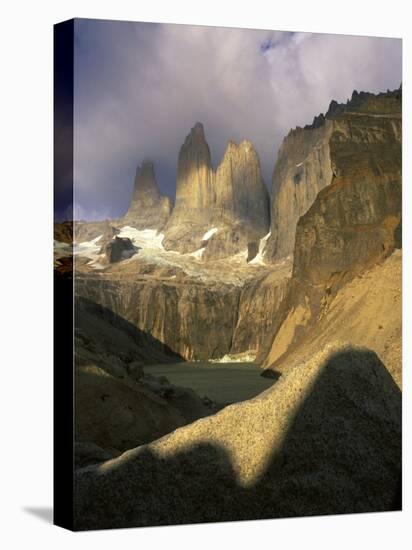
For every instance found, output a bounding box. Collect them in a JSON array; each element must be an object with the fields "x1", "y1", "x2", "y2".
[
  {"x1": 162, "y1": 122, "x2": 215, "y2": 254},
  {"x1": 122, "y1": 160, "x2": 172, "y2": 230},
  {"x1": 163, "y1": 123, "x2": 270, "y2": 259},
  {"x1": 214, "y1": 140, "x2": 270, "y2": 235},
  {"x1": 293, "y1": 90, "x2": 402, "y2": 284},
  {"x1": 265, "y1": 122, "x2": 334, "y2": 261},
  {"x1": 266, "y1": 87, "x2": 402, "y2": 261},
  {"x1": 260, "y1": 89, "x2": 402, "y2": 381},
  {"x1": 172, "y1": 122, "x2": 215, "y2": 214}
]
